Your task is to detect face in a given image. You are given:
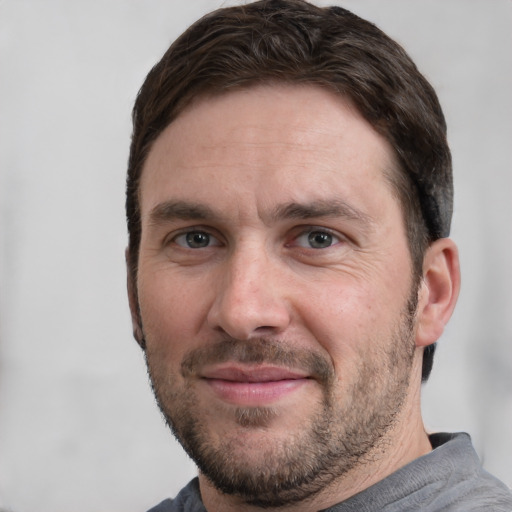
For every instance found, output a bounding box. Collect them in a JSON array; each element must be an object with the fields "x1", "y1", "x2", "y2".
[{"x1": 133, "y1": 85, "x2": 419, "y2": 506}]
